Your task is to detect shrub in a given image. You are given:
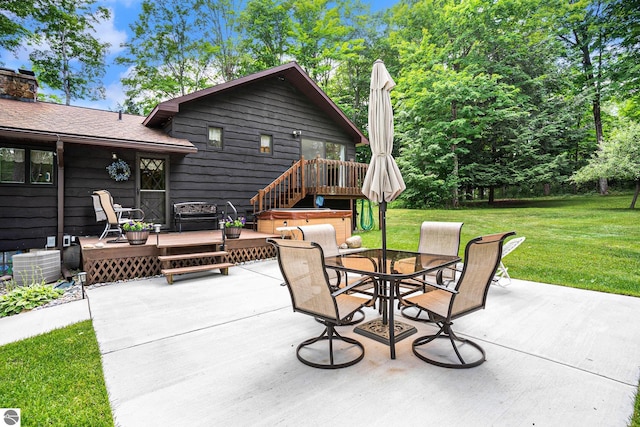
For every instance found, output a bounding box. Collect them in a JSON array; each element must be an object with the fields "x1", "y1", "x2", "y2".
[{"x1": 0, "y1": 284, "x2": 63, "y2": 317}]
